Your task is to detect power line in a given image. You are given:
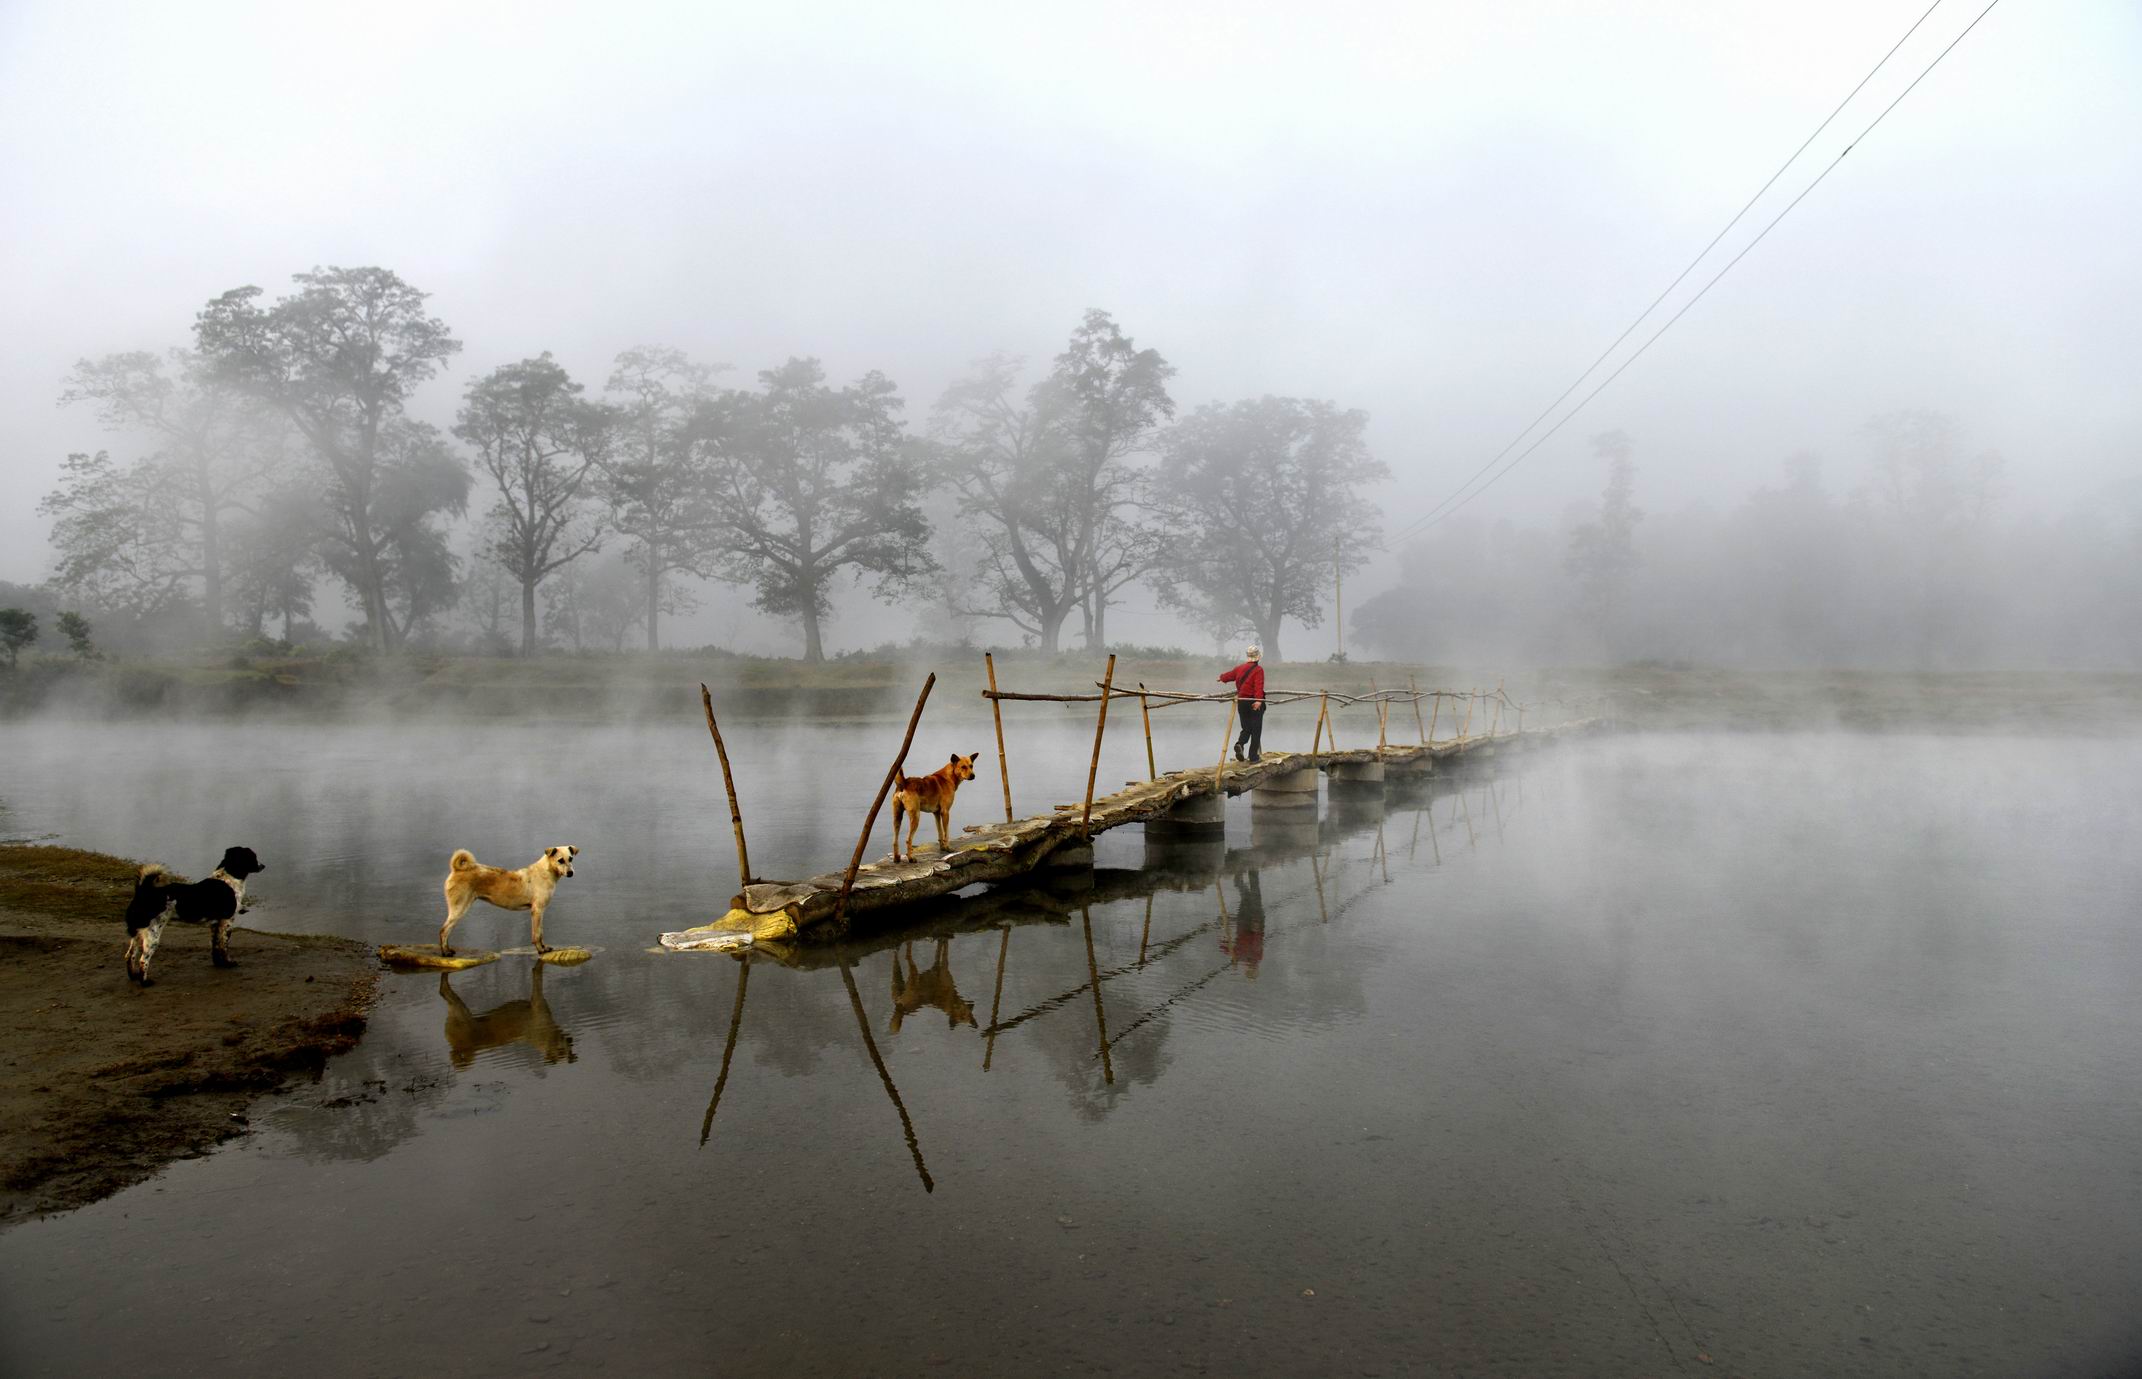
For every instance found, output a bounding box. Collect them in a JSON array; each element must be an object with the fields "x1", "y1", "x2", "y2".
[{"x1": 1391, "y1": 0, "x2": 1996, "y2": 546}]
